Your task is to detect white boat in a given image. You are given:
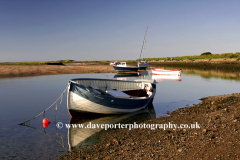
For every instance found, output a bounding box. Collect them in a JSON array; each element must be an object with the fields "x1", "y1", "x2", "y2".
[
  {"x1": 138, "y1": 27, "x2": 149, "y2": 70},
  {"x1": 151, "y1": 68, "x2": 181, "y2": 76},
  {"x1": 67, "y1": 78, "x2": 156, "y2": 115},
  {"x1": 109, "y1": 61, "x2": 119, "y2": 65},
  {"x1": 138, "y1": 61, "x2": 148, "y2": 70},
  {"x1": 113, "y1": 62, "x2": 139, "y2": 72}
]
